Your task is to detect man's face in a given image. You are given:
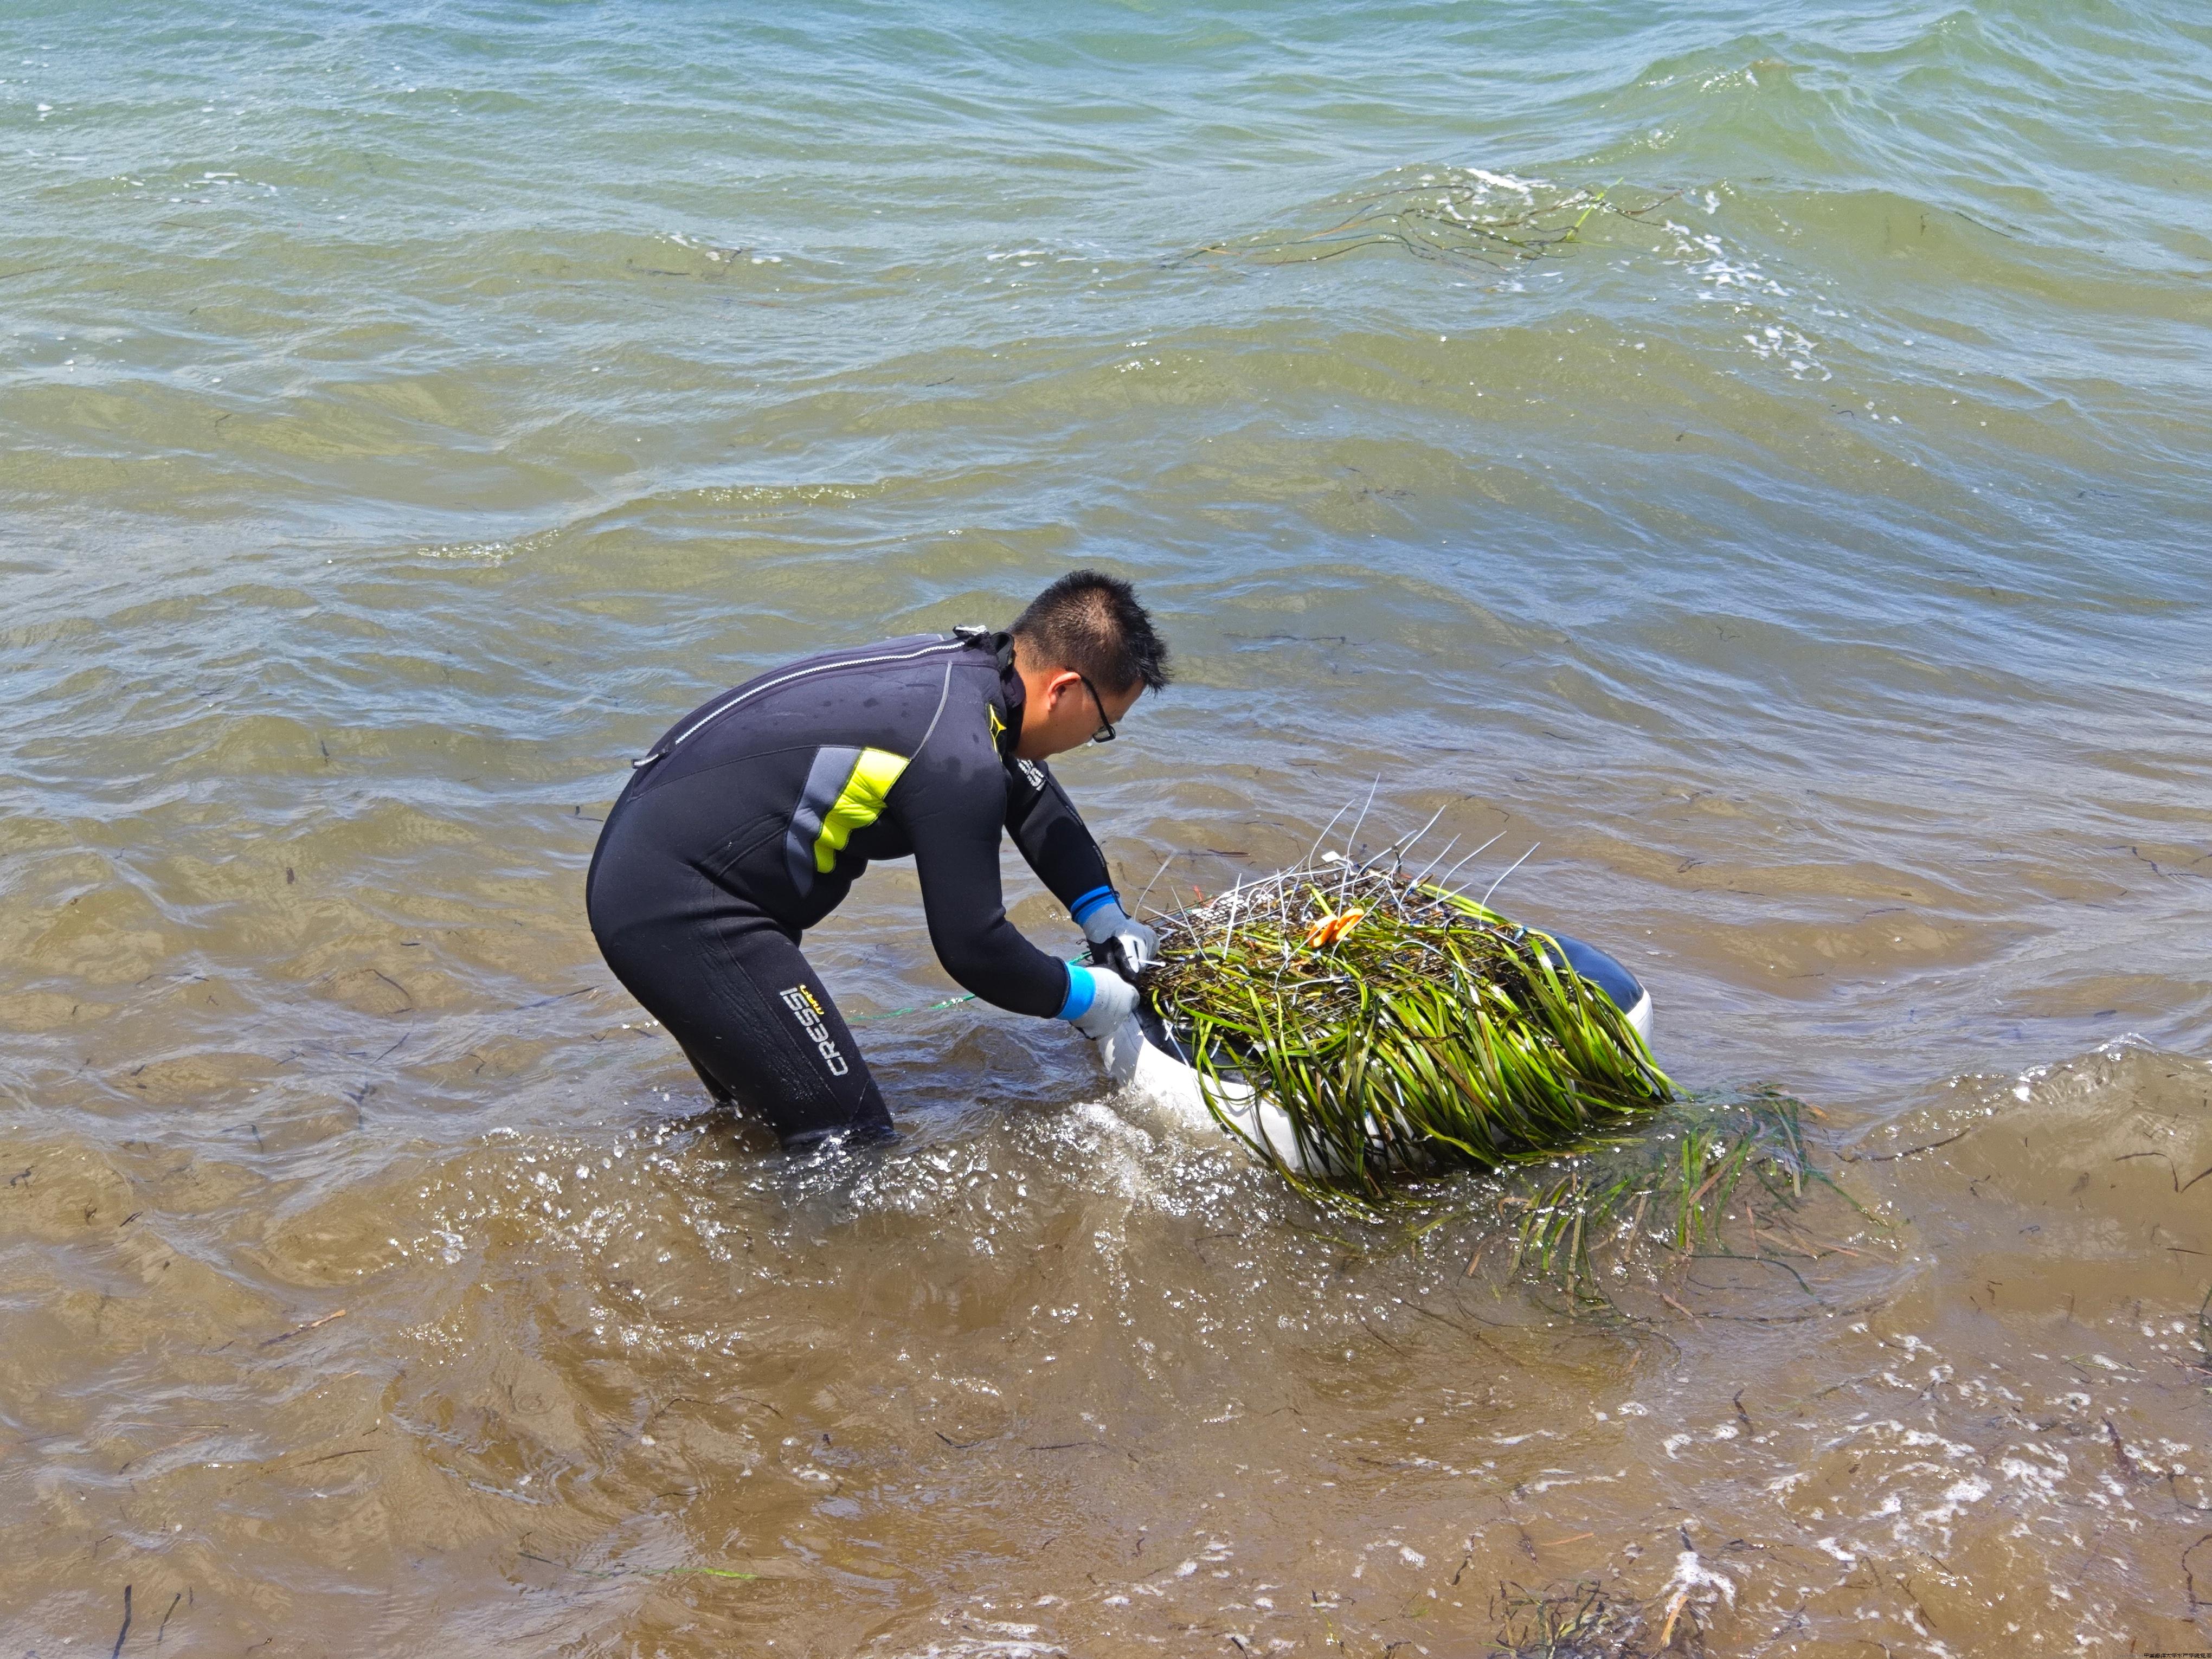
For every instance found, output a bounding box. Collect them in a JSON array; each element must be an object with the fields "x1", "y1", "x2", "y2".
[{"x1": 1014, "y1": 667, "x2": 1142, "y2": 762}]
